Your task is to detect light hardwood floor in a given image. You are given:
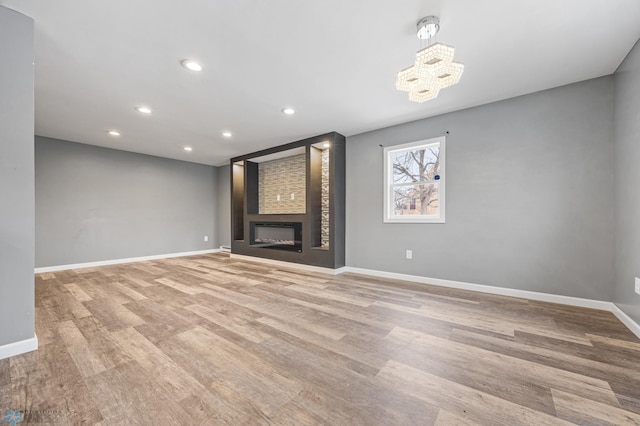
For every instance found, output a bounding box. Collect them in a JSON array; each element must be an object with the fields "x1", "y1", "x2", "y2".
[{"x1": 1, "y1": 253, "x2": 640, "y2": 425}]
